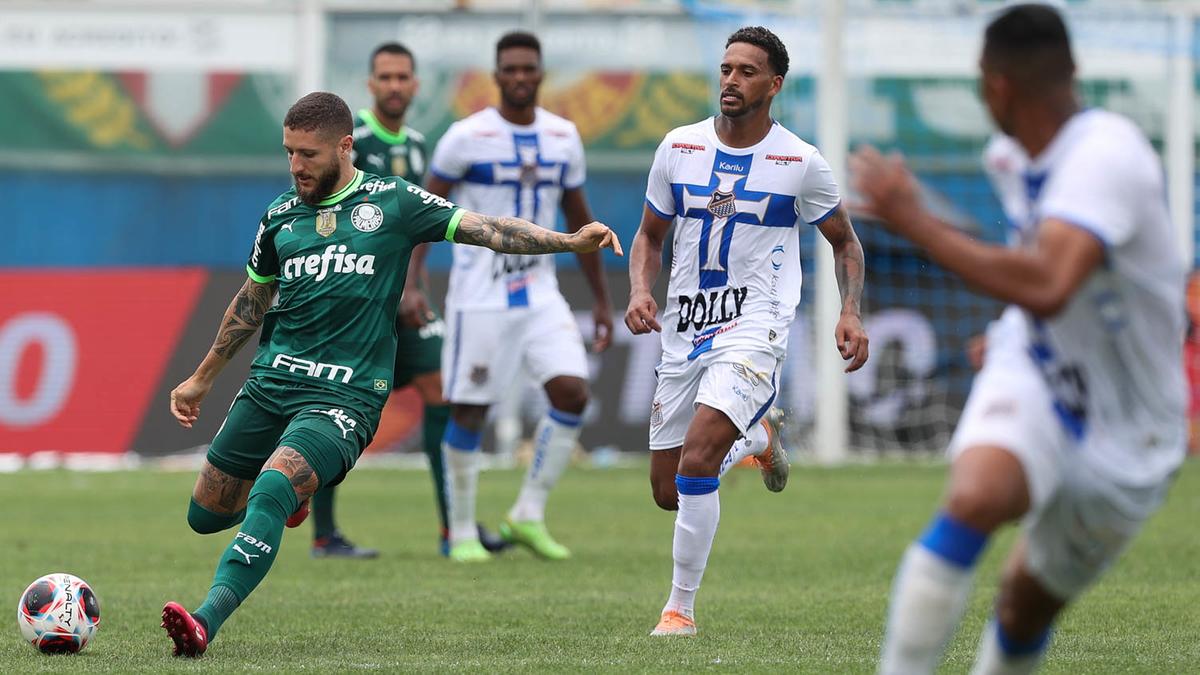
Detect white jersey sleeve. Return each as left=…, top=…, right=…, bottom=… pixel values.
left=429, top=121, right=469, bottom=181
left=796, top=151, right=840, bottom=224
left=644, top=136, right=675, bottom=219
left=564, top=126, right=587, bottom=190
left=1038, top=136, right=1148, bottom=248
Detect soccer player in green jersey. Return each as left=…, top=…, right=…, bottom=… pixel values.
left=307, top=42, right=504, bottom=558
left=160, top=91, right=621, bottom=657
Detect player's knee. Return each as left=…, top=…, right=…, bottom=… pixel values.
left=187, top=498, right=243, bottom=534
left=547, top=380, right=589, bottom=415
left=451, top=405, right=487, bottom=432
left=943, top=482, right=1009, bottom=534
left=651, top=482, right=678, bottom=511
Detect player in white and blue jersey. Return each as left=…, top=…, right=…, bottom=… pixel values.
left=625, top=26, right=869, bottom=637
left=852, top=5, right=1187, bottom=673
left=422, top=31, right=614, bottom=563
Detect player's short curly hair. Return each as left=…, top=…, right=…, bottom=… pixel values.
left=496, top=30, right=541, bottom=63
left=283, top=92, right=353, bottom=138
left=726, top=26, right=789, bottom=77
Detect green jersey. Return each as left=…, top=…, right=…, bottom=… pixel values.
left=245, top=169, right=464, bottom=412
left=351, top=109, right=426, bottom=185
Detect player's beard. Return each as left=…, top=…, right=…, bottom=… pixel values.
left=720, top=93, right=762, bottom=119
left=501, top=84, right=537, bottom=110
left=294, top=160, right=343, bottom=205
left=377, top=94, right=410, bottom=121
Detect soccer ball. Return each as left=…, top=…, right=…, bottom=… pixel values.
left=16, top=573, right=101, bottom=654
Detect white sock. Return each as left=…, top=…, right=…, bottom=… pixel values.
left=443, top=424, right=481, bottom=545
left=879, top=544, right=976, bottom=675
left=662, top=483, right=720, bottom=619
left=509, top=408, right=582, bottom=522
left=718, top=421, right=768, bottom=477
left=970, top=620, right=1048, bottom=675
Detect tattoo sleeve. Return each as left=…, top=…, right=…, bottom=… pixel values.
left=820, top=207, right=866, bottom=315
left=454, top=212, right=574, bottom=254
left=211, top=278, right=275, bottom=360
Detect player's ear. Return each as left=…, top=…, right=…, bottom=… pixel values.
left=339, top=134, right=353, bottom=157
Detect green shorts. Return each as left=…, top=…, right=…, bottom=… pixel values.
left=206, top=377, right=379, bottom=488
left=392, top=313, right=445, bottom=389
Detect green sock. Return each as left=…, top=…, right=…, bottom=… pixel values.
left=423, top=403, right=451, bottom=533
left=311, top=485, right=337, bottom=540
left=187, top=498, right=245, bottom=534
left=194, top=469, right=296, bottom=640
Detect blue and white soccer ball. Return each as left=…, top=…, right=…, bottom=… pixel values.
left=16, top=573, right=101, bottom=654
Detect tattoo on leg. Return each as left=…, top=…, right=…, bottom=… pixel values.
left=194, top=462, right=251, bottom=514
left=264, top=446, right=319, bottom=499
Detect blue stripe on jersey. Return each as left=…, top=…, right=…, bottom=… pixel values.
left=645, top=198, right=673, bottom=221
left=807, top=201, right=839, bottom=226
left=670, top=149, right=799, bottom=290
left=463, top=162, right=495, bottom=184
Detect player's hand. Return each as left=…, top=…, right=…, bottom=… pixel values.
left=592, top=301, right=614, bottom=353
left=625, top=291, right=661, bottom=334
left=966, top=333, right=987, bottom=372
left=848, top=145, right=924, bottom=235
left=170, top=376, right=213, bottom=429
left=570, top=222, right=624, bottom=257
left=835, top=312, right=869, bottom=373
left=399, top=288, right=434, bottom=328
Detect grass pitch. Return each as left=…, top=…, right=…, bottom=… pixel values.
left=1, top=460, right=1198, bottom=673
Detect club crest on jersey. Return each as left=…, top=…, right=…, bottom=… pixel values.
left=315, top=209, right=338, bottom=237
left=351, top=203, right=383, bottom=232
left=707, top=191, right=737, bottom=219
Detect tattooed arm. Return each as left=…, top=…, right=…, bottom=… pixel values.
left=815, top=205, right=870, bottom=372
left=453, top=211, right=623, bottom=256
left=169, top=277, right=276, bottom=427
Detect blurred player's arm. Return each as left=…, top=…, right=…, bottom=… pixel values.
left=397, top=173, right=461, bottom=328
left=625, top=204, right=672, bottom=335
left=454, top=211, right=622, bottom=256
left=816, top=205, right=869, bottom=371
left=850, top=146, right=1103, bottom=318
left=399, top=243, right=434, bottom=327
left=170, top=278, right=276, bottom=427
left=562, top=187, right=615, bottom=352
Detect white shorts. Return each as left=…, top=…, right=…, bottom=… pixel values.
left=442, top=296, right=589, bottom=405
left=949, top=344, right=1170, bottom=599
left=648, top=349, right=781, bottom=451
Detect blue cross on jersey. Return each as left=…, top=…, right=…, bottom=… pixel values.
left=463, top=132, right=565, bottom=222
left=670, top=150, right=797, bottom=289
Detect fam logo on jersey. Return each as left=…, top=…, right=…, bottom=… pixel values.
left=351, top=203, right=383, bottom=232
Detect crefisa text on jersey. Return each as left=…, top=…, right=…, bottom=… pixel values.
left=676, top=286, right=749, bottom=332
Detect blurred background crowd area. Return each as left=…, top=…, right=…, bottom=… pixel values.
left=2, top=0, right=1198, bottom=463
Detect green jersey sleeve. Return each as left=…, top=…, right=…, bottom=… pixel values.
left=246, top=214, right=279, bottom=282
left=393, top=183, right=466, bottom=245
